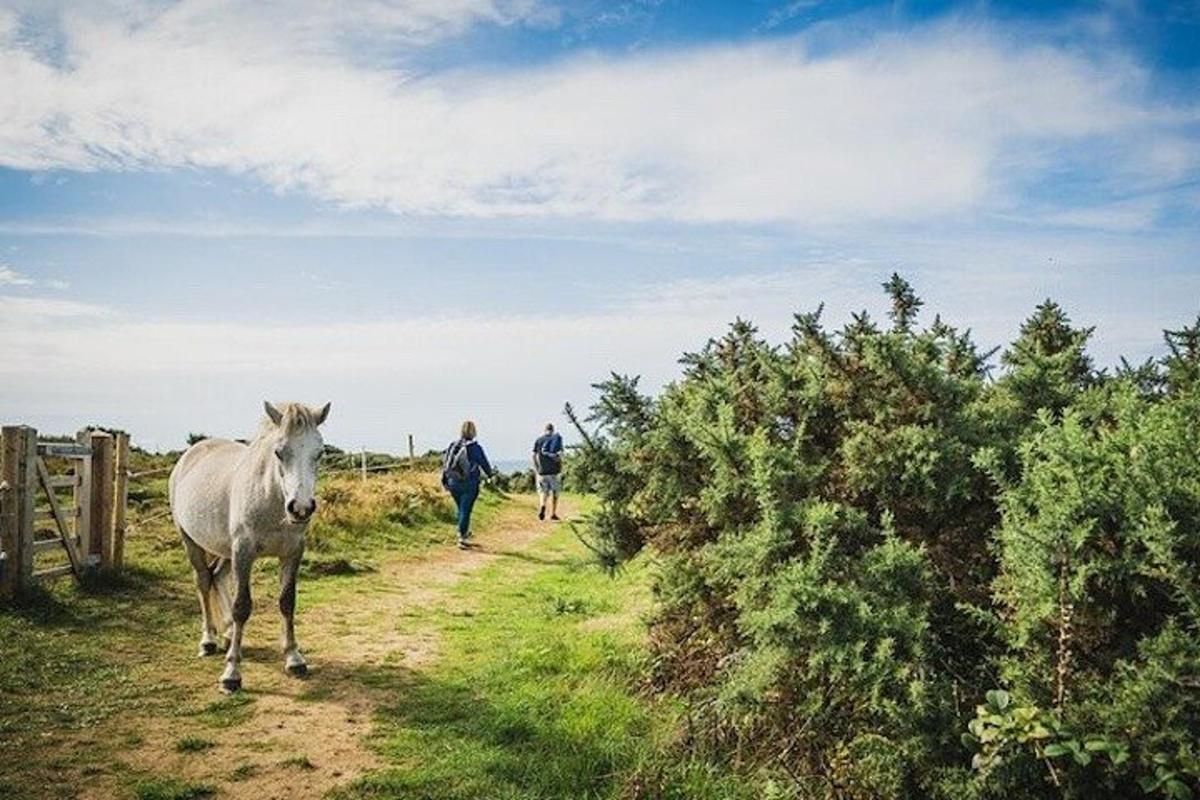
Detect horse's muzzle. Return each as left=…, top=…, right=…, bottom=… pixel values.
left=286, top=498, right=317, bottom=523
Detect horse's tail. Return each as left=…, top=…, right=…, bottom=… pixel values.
left=208, top=557, right=236, bottom=632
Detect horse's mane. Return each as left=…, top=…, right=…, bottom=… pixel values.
left=258, top=402, right=321, bottom=438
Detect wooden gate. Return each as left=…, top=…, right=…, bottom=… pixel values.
left=0, top=425, right=129, bottom=600
left=35, top=439, right=94, bottom=581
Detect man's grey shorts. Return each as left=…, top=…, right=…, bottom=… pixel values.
left=535, top=473, right=562, bottom=496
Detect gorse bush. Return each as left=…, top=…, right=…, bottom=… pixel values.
left=980, top=387, right=1200, bottom=799
left=568, top=275, right=1200, bottom=800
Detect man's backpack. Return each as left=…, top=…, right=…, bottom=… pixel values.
left=534, top=435, right=563, bottom=475
left=443, top=440, right=472, bottom=483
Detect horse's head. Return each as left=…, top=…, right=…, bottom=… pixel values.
left=263, top=400, right=331, bottom=525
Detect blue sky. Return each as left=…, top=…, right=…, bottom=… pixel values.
left=0, top=0, right=1198, bottom=457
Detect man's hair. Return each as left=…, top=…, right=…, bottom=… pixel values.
left=461, top=420, right=477, bottom=440
left=545, top=423, right=555, bottom=433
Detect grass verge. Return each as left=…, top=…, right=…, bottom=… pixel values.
left=335, top=515, right=753, bottom=800
left=0, top=468, right=500, bottom=798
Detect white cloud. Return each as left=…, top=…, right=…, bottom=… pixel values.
left=0, top=294, right=112, bottom=318
left=0, top=262, right=73, bottom=290
left=0, top=293, right=717, bottom=454
left=2, top=241, right=1195, bottom=456
left=0, top=4, right=1193, bottom=224
left=1, top=1, right=550, bottom=51
left=761, top=1, right=824, bottom=31
left=0, top=264, right=33, bottom=285
left=1032, top=199, right=1163, bottom=232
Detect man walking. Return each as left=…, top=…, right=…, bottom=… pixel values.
left=532, top=422, right=564, bottom=521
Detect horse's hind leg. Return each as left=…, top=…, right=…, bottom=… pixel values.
left=180, top=529, right=220, bottom=657
left=209, top=557, right=234, bottom=645
left=279, top=543, right=307, bottom=677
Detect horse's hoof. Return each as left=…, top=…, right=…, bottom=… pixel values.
left=286, top=662, right=308, bottom=678
left=221, top=676, right=242, bottom=693
left=200, top=641, right=219, bottom=657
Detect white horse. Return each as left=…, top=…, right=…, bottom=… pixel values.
left=169, top=401, right=330, bottom=692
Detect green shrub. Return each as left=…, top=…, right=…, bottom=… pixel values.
left=570, top=276, right=1200, bottom=799
left=978, top=384, right=1200, bottom=797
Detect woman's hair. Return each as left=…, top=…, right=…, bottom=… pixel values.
left=461, top=420, right=477, bottom=440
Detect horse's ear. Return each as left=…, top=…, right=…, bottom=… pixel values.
left=264, top=401, right=283, bottom=426
left=315, top=402, right=331, bottom=426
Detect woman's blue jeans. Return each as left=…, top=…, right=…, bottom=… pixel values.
left=448, top=479, right=480, bottom=538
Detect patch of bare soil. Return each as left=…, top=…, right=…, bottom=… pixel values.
left=73, top=494, right=568, bottom=800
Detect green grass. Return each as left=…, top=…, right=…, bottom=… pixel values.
left=188, top=691, right=257, bottom=729
left=0, top=468, right=494, bottom=797
left=0, top=479, right=753, bottom=799
left=304, top=471, right=475, bottom=567
left=334, top=518, right=754, bottom=800
left=230, top=762, right=259, bottom=781
left=0, top=553, right=195, bottom=770
left=174, top=735, right=216, bottom=753
left=132, top=776, right=216, bottom=800
left=280, top=755, right=317, bottom=770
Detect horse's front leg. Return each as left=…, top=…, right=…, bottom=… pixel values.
left=220, top=535, right=255, bottom=693
left=279, top=541, right=307, bottom=677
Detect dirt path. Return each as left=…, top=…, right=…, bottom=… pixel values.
left=78, top=493, right=558, bottom=800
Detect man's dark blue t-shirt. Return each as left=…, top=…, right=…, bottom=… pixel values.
left=533, top=432, right=563, bottom=475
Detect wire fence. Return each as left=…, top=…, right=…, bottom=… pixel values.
left=121, top=456, right=432, bottom=537
left=126, top=507, right=174, bottom=532
left=129, top=466, right=173, bottom=479
left=130, top=458, right=423, bottom=481
left=130, top=460, right=419, bottom=480
left=324, top=460, right=418, bottom=475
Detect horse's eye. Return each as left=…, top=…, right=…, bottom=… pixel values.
left=275, top=448, right=286, bottom=460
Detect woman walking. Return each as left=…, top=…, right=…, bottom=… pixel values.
left=441, top=420, right=495, bottom=549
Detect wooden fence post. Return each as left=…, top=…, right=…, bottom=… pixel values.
left=1, top=426, right=30, bottom=599
left=408, top=434, right=415, bottom=462
left=0, top=461, right=12, bottom=599
left=361, top=449, right=367, bottom=482
left=17, top=428, right=35, bottom=592
left=112, top=432, right=130, bottom=571
left=88, top=432, right=115, bottom=570
left=1, top=426, right=37, bottom=597
left=74, top=431, right=92, bottom=565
